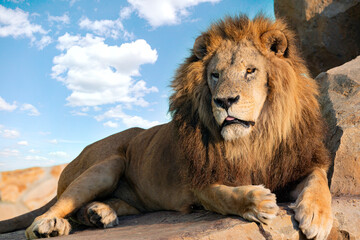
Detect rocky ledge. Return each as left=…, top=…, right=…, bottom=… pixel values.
left=0, top=197, right=359, bottom=240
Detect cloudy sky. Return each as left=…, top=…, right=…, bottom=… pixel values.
left=0, top=0, right=274, bottom=171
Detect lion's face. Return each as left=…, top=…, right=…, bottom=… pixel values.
left=206, top=40, right=268, bottom=141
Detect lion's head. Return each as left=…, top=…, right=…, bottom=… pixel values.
left=202, top=38, right=269, bottom=140
left=170, top=15, right=327, bottom=191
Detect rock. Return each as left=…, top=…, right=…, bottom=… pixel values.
left=22, top=177, right=58, bottom=210
left=0, top=165, right=66, bottom=221
left=0, top=202, right=28, bottom=221
left=332, top=197, right=360, bottom=239
left=0, top=167, right=44, bottom=203
left=0, top=197, right=358, bottom=240
left=274, top=0, right=360, bottom=76
left=317, top=55, right=360, bottom=196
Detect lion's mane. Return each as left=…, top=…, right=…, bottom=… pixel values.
left=169, top=15, right=330, bottom=200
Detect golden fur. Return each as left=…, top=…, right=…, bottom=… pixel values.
left=0, top=15, right=333, bottom=240
left=171, top=16, right=329, bottom=195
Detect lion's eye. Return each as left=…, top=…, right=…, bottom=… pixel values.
left=246, top=68, right=256, bottom=74
left=211, top=72, right=219, bottom=81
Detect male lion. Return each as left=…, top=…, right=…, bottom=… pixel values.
left=0, top=16, right=333, bottom=240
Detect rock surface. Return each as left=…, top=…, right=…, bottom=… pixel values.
left=0, top=165, right=66, bottom=220
left=0, top=197, right=358, bottom=240
left=317, top=55, right=360, bottom=196
left=274, top=0, right=360, bottom=76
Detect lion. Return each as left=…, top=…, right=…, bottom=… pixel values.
left=0, top=15, right=333, bottom=240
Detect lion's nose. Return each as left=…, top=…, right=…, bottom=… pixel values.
left=214, top=95, right=240, bottom=110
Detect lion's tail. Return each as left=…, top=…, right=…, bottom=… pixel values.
left=0, top=197, right=56, bottom=234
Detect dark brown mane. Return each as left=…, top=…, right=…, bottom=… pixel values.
left=169, top=15, right=330, bottom=199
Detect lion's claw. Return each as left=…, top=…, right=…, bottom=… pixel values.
left=241, top=185, right=279, bottom=224
left=290, top=197, right=333, bottom=240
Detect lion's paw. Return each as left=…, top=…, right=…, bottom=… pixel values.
left=241, top=185, right=279, bottom=224
left=25, top=216, right=71, bottom=239
left=86, top=202, right=119, bottom=228
left=290, top=194, right=333, bottom=240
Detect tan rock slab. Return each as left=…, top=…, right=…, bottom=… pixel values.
left=1, top=197, right=359, bottom=240
left=317, top=56, right=360, bottom=196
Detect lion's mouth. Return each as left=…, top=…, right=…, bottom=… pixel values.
left=222, top=116, right=255, bottom=128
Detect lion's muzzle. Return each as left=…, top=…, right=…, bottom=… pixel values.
left=222, top=116, right=255, bottom=129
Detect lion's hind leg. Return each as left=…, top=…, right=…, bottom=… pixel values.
left=75, top=199, right=139, bottom=228
left=25, top=156, right=125, bottom=239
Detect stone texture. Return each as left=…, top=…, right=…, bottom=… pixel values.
left=22, top=177, right=58, bottom=210
left=0, top=167, right=44, bottom=203
left=274, top=0, right=360, bottom=76
left=332, top=197, right=360, bottom=239
left=317, top=56, right=360, bottom=196
left=0, top=165, right=66, bottom=221
left=0, top=197, right=358, bottom=240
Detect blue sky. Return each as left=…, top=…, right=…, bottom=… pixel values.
left=0, top=0, right=274, bottom=171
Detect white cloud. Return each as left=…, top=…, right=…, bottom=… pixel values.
left=49, top=151, right=68, bottom=158
left=71, top=110, right=88, bottom=116
left=18, top=140, right=29, bottom=146
left=6, top=0, right=25, bottom=3
left=39, top=131, right=51, bottom=136
left=0, top=5, right=50, bottom=49
left=127, top=0, right=221, bottom=27
left=29, top=149, right=39, bottom=153
left=52, top=33, right=158, bottom=107
left=0, top=148, right=20, bottom=157
left=0, top=96, right=17, bottom=111
left=95, top=105, right=160, bottom=129
left=36, top=35, right=52, bottom=49
left=120, top=6, right=133, bottom=20
left=49, top=138, right=82, bottom=144
left=69, top=0, right=79, bottom=6
left=0, top=128, right=20, bottom=138
left=93, top=106, right=102, bottom=111
left=49, top=139, right=58, bottom=144
left=48, top=12, right=70, bottom=25
left=0, top=98, right=40, bottom=115
left=103, top=121, right=118, bottom=128
left=25, top=155, right=49, bottom=161
left=79, top=17, right=133, bottom=39
left=20, top=103, right=40, bottom=116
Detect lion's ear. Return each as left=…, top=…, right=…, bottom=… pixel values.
left=193, top=35, right=208, bottom=60
left=261, top=30, right=288, bottom=57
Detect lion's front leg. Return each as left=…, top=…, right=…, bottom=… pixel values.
left=194, top=184, right=279, bottom=224
left=290, top=167, right=333, bottom=240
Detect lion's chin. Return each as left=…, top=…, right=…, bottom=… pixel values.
left=221, top=124, right=252, bottom=141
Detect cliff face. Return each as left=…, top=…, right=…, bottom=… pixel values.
left=274, top=0, right=360, bottom=77
left=317, top=56, right=360, bottom=196
left=0, top=165, right=66, bottom=221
